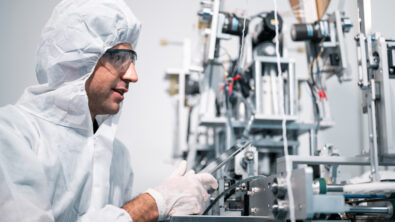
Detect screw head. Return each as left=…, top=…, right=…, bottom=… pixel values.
left=251, top=187, right=260, bottom=193
left=271, top=183, right=278, bottom=194
left=272, top=204, right=279, bottom=215
left=245, top=151, right=254, bottom=160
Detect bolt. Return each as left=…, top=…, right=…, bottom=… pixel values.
left=277, top=185, right=287, bottom=199
left=245, top=151, right=254, bottom=160
left=272, top=202, right=288, bottom=219
left=240, top=183, right=247, bottom=191
left=251, top=187, right=260, bottom=193
left=272, top=204, right=279, bottom=215
left=271, top=183, right=278, bottom=194
left=251, top=208, right=257, bottom=214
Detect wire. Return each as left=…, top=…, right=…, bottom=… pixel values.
left=232, top=91, right=255, bottom=117
left=231, top=0, right=249, bottom=77
left=224, top=86, right=235, bottom=144
left=346, top=197, right=394, bottom=204
left=306, top=81, right=321, bottom=152
left=307, top=82, right=320, bottom=116
left=307, top=49, right=324, bottom=82
left=220, top=46, right=232, bottom=78
left=186, top=106, right=193, bottom=143
left=202, top=175, right=266, bottom=215
left=307, top=46, right=325, bottom=153
left=273, top=0, right=295, bottom=221
left=237, top=0, right=248, bottom=72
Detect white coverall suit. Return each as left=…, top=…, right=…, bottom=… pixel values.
left=0, top=0, right=141, bottom=221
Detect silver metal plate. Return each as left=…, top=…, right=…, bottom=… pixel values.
left=169, top=215, right=280, bottom=222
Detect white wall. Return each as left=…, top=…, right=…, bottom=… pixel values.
left=0, top=0, right=58, bottom=105
left=1, top=0, right=394, bottom=196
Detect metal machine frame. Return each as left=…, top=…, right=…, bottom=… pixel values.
left=164, top=0, right=395, bottom=221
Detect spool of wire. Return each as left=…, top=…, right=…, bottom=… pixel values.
left=252, top=11, right=283, bottom=47
left=221, top=12, right=249, bottom=37
left=291, top=20, right=329, bottom=42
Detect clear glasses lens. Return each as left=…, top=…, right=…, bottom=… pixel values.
left=102, top=49, right=137, bottom=73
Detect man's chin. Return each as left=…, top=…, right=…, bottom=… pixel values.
left=103, top=104, right=120, bottom=115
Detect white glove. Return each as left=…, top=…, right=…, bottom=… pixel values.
left=146, top=160, right=218, bottom=219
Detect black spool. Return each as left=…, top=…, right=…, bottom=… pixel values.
left=222, top=12, right=249, bottom=37
left=291, top=20, right=329, bottom=42
left=252, top=11, right=283, bottom=47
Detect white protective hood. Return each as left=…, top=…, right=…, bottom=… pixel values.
left=18, top=0, right=141, bottom=131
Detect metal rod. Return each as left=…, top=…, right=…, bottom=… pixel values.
left=348, top=206, right=389, bottom=214
left=242, top=114, right=255, bottom=139
left=289, top=60, right=296, bottom=115
left=357, top=0, right=372, bottom=35
left=199, top=141, right=251, bottom=174
left=207, top=0, right=221, bottom=60
left=358, top=34, right=369, bottom=87
left=368, top=79, right=380, bottom=182
left=276, top=156, right=395, bottom=175
left=255, top=60, right=262, bottom=114
left=309, top=128, right=317, bottom=155
left=327, top=184, right=344, bottom=193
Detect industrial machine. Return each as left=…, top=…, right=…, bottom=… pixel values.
left=164, top=0, right=395, bottom=221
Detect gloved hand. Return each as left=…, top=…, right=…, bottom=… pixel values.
left=146, top=160, right=218, bottom=219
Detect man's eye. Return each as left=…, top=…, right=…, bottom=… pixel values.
left=113, top=55, right=122, bottom=61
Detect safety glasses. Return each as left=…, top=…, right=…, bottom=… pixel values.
left=101, top=49, right=137, bottom=73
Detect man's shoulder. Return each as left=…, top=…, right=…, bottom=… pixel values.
left=0, top=104, right=32, bottom=126
left=112, top=137, right=132, bottom=163
left=0, top=104, right=39, bottom=148
left=113, top=137, right=127, bottom=149
left=113, top=137, right=131, bottom=157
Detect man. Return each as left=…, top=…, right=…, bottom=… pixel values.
left=0, top=0, right=217, bottom=221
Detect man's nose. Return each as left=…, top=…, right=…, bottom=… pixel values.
left=122, top=62, right=138, bottom=83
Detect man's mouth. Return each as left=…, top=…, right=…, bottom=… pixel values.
left=112, top=87, right=128, bottom=97
left=113, top=89, right=124, bottom=96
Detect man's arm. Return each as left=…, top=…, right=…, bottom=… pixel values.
left=0, top=120, right=55, bottom=221
left=122, top=161, right=218, bottom=221
left=122, top=193, right=158, bottom=222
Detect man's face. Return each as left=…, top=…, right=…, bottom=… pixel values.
left=85, top=43, right=138, bottom=118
